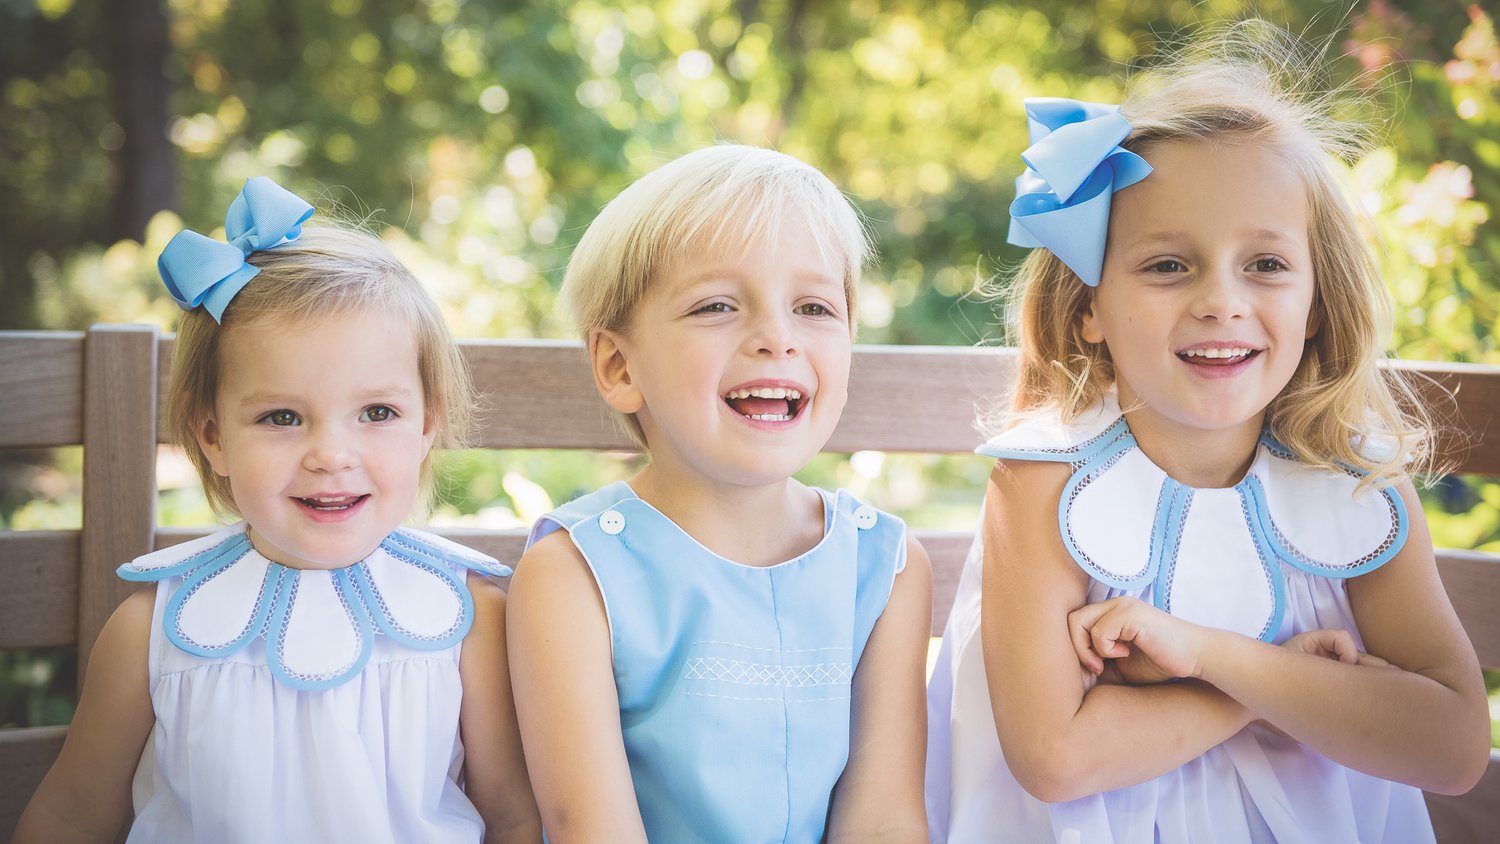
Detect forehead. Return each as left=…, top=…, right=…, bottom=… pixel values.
left=1109, top=139, right=1310, bottom=243
left=216, top=307, right=422, bottom=385
left=652, top=208, right=848, bottom=293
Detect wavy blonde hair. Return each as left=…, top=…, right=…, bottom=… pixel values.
left=1003, top=21, right=1433, bottom=486
left=561, top=144, right=871, bottom=448
left=168, top=224, right=476, bottom=518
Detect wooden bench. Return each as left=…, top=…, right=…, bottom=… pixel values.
left=2, top=324, right=1498, bottom=839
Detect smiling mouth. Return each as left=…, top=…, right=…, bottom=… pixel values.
left=295, top=495, right=369, bottom=512
left=1177, top=347, right=1259, bottom=366
left=723, top=386, right=806, bottom=422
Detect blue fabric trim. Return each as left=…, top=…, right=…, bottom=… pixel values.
left=1238, top=478, right=1289, bottom=641
left=119, top=532, right=252, bottom=582
left=390, top=528, right=512, bottom=577
left=350, top=540, right=473, bottom=650
left=1058, top=434, right=1159, bottom=588
left=163, top=542, right=274, bottom=658
left=1150, top=481, right=1192, bottom=612
left=1244, top=471, right=1407, bottom=579
left=266, top=569, right=374, bottom=691
left=978, top=417, right=1130, bottom=465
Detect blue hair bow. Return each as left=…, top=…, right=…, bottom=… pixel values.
left=1006, top=98, right=1152, bottom=286
left=158, top=177, right=315, bottom=322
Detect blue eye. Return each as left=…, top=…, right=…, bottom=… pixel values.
left=360, top=405, right=396, bottom=423
left=262, top=410, right=300, bottom=427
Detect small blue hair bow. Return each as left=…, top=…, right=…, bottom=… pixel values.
left=1006, top=98, right=1152, bottom=286
left=158, top=177, right=315, bottom=322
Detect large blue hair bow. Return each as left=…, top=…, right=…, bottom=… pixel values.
left=158, top=177, right=315, bottom=322
left=1006, top=98, right=1152, bottom=286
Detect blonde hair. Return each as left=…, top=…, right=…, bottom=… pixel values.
left=1005, top=21, right=1432, bottom=486
left=168, top=225, right=476, bottom=517
left=561, top=144, right=871, bottom=447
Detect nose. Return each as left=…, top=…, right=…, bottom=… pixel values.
left=750, top=309, right=799, bottom=358
left=302, top=423, right=356, bottom=473
left=1188, top=263, right=1249, bottom=322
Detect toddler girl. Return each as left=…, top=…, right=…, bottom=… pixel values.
left=16, top=178, right=540, bottom=843
left=926, top=26, right=1489, bottom=844
left=507, top=145, right=933, bottom=842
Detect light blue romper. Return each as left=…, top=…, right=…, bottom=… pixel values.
left=528, top=482, right=907, bottom=843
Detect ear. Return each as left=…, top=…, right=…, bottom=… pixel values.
left=589, top=329, right=644, bottom=414
left=1079, top=295, right=1106, bottom=345
left=419, top=407, right=438, bottom=460
left=1304, top=300, right=1323, bottom=340
left=195, top=415, right=231, bottom=477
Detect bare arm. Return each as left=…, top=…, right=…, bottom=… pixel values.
left=980, top=461, right=1253, bottom=803
left=1193, top=480, right=1489, bottom=794
left=13, top=589, right=157, bottom=843
left=459, top=572, right=543, bottom=844
left=506, top=532, right=647, bottom=843
left=827, top=535, right=932, bottom=843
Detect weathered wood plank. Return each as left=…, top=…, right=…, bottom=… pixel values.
left=0, top=332, right=84, bottom=448
left=0, top=726, right=68, bottom=838
left=1427, top=750, right=1500, bottom=844
left=1436, top=550, right=1500, bottom=669
left=0, top=530, right=78, bottom=648
left=78, top=326, right=159, bottom=686
left=150, top=338, right=1500, bottom=473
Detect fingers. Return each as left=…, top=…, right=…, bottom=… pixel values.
left=1067, top=603, right=1108, bottom=674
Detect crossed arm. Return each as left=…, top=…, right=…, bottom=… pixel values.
left=981, top=461, right=1489, bottom=804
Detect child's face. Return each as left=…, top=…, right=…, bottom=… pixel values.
left=1084, top=139, right=1319, bottom=441
left=605, top=210, right=853, bottom=489
left=196, top=308, right=435, bottom=569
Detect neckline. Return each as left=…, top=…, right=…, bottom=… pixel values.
left=617, top=481, right=838, bottom=570
left=1114, top=413, right=1272, bottom=493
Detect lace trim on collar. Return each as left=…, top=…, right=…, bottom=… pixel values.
left=118, top=524, right=511, bottom=690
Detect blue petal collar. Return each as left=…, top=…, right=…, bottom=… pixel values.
left=977, top=397, right=1407, bottom=641
left=119, top=524, right=511, bottom=690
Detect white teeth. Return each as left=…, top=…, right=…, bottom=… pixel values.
left=1181, top=347, right=1254, bottom=359
left=724, top=386, right=802, bottom=400
left=748, top=413, right=792, bottom=421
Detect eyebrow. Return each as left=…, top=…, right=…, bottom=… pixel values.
left=1130, top=228, right=1301, bottom=245
left=234, top=386, right=420, bottom=406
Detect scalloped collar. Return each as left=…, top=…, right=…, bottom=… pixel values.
left=977, top=395, right=1407, bottom=641
left=119, top=523, right=512, bottom=690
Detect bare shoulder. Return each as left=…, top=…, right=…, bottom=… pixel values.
left=465, top=570, right=507, bottom=617
left=99, top=586, right=155, bottom=653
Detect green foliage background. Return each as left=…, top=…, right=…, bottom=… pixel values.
left=1, top=0, right=1496, bottom=731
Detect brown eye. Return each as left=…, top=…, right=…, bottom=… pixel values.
left=360, top=405, right=395, bottom=423
left=264, top=410, right=300, bottom=427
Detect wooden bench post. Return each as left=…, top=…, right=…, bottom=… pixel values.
left=77, top=324, right=160, bottom=683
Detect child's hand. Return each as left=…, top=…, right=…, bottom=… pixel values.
left=1281, top=628, right=1392, bottom=668
left=1068, top=596, right=1203, bottom=684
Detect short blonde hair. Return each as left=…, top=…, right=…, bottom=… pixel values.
left=1006, top=21, right=1432, bottom=485
left=168, top=225, right=476, bottom=517
left=561, top=144, right=871, bottom=446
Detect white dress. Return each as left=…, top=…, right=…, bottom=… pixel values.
left=117, top=522, right=512, bottom=844
left=926, top=396, right=1435, bottom=843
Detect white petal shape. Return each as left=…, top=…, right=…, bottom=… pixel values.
left=1166, top=489, right=1279, bottom=640
left=272, top=572, right=367, bottom=686
left=173, top=552, right=271, bottom=652
left=1257, top=450, right=1402, bottom=575
left=363, top=549, right=467, bottom=642
left=1067, top=446, right=1160, bottom=586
